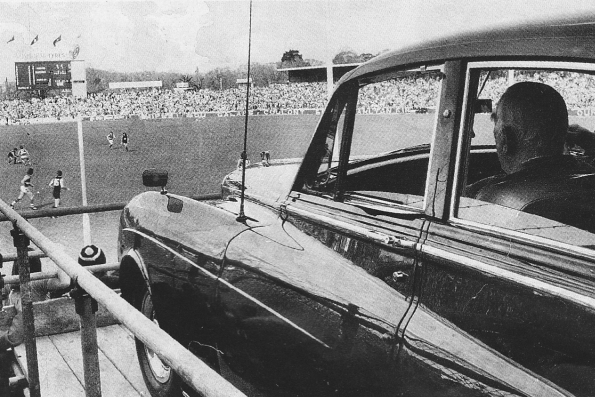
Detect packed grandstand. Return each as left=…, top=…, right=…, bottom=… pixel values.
left=2, top=71, right=595, bottom=124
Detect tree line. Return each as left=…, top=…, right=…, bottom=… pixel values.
left=0, top=48, right=380, bottom=98
left=85, top=48, right=379, bottom=93
left=85, top=62, right=289, bottom=93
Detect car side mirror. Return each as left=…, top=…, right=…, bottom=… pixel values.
left=474, top=99, right=492, bottom=114
left=142, top=169, right=168, bottom=194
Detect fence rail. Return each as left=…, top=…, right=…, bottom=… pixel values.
left=0, top=196, right=245, bottom=397
left=0, top=193, right=221, bottom=222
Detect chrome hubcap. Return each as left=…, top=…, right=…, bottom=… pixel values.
left=145, top=316, right=171, bottom=382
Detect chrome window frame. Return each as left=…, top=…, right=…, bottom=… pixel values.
left=316, top=64, right=446, bottom=213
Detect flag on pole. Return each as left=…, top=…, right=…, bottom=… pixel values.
left=53, top=35, right=61, bottom=46
left=30, top=35, right=38, bottom=45
left=6, top=36, right=14, bottom=44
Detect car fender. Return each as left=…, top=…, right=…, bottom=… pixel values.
left=119, top=246, right=151, bottom=296
left=118, top=191, right=261, bottom=303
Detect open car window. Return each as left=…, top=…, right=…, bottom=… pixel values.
left=299, top=66, right=444, bottom=211
left=454, top=62, right=595, bottom=250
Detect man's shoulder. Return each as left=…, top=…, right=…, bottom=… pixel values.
left=465, top=174, right=505, bottom=198
left=474, top=155, right=595, bottom=210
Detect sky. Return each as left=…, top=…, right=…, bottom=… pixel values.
left=1, top=0, right=595, bottom=81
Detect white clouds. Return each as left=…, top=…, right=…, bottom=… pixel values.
left=0, top=0, right=593, bottom=81
left=146, top=1, right=208, bottom=66
left=0, top=21, right=27, bottom=36
left=195, top=1, right=252, bottom=68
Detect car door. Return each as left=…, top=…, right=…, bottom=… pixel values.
left=216, top=67, right=445, bottom=396
left=418, top=61, right=595, bottom=397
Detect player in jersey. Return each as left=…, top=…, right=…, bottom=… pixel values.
left=121, top=132, right=129, bottom=151
left=260, top=150, right=271, bottom=166
left=17, top=145, right=31, bottom=166
left=10, top=168, right=37, bottom=210
left=107, top=131, right=115, bottom=148
left=7, top=148, right=17, bottom=165
left=48, top=170, right=69, bottom=209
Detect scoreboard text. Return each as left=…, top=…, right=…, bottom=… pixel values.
left=15, top=61, right=72, bottom=91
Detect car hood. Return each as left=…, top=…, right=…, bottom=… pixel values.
left=222, top=160, right=302, bottom=205
left=122, top=191, right=255, bottom=259
left=121, top=190, right=300, bottom=259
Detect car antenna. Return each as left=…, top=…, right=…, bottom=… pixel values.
left=236, top=0, right=253, bottom=223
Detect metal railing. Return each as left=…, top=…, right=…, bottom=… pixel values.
left=0, top=193, right=221, bottom=222
left=0, top=198, right=245, bottom=397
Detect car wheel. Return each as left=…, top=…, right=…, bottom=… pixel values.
left=135, top=288, right=181, bottom=397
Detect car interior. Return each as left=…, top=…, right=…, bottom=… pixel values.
left=313, top=147, right=501, bottom=199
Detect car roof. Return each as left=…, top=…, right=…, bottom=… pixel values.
left=339, top=14, right=595, bottom=84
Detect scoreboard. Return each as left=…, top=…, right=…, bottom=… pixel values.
left=15, top=61, right=72, bottom=91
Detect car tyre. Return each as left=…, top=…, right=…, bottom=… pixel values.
left=135, top=288, right=181, bottom=397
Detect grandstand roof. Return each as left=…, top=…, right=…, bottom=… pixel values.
left=277, top=63, right=362, bottom=83
left=339, top=13, right=595, bottom=85
left=277, top=63, right=361, bottom=72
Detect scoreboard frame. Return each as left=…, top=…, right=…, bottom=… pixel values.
left=15, top=61, right=72, bottom=91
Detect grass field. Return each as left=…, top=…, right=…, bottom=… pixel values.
left=1, top=112, right=593, bottom=263
left=0, top=115, right=322, bottom=262
left=0, top=115, right=320, bottom=203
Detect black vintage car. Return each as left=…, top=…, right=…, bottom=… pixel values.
left=119, top=15, right=595, bottom=397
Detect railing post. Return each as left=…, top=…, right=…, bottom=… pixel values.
left=10, top=223, right=40, bottom=397
left=72, top=282, right=102, bottom=397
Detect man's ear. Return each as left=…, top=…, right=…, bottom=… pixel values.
left=501, top=126, right=516, bottom=154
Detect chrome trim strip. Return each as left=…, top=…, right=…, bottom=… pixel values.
left=422, top=65, right=446, bottom=213
left=447, top=216, right=595, bottom=261
left=450, top=63, right=473, bottom=220
left=421, top=243, right=595, bottom=311
left=468, top=60, right=595, bottom=71
left=123, top=228, right=219, bottom=280
left=287, top=205, right=420, bottom=250
left=122, top=227, right=331, bottom=348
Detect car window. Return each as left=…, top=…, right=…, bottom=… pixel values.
left=455, top=63, right=595, bottom=249
left=300, top=67, right=444, bottom=210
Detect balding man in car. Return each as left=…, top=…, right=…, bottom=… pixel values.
left=466, top=81, right=595, bottom=231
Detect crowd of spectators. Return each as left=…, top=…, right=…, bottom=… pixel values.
left=1, top=71, right=595, bottom=123
left=478, top=71, right=595, bottom=108
left=0, top=82, right=330, bottom=122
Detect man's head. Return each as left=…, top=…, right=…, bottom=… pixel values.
left=492, top=82, right=568, bottom=174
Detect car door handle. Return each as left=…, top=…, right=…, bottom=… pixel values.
left=392, top=271, right=409, bottom=282
left=368, top=231, right=417, bottom=250
left=385, top=235, right=417, bottom=249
